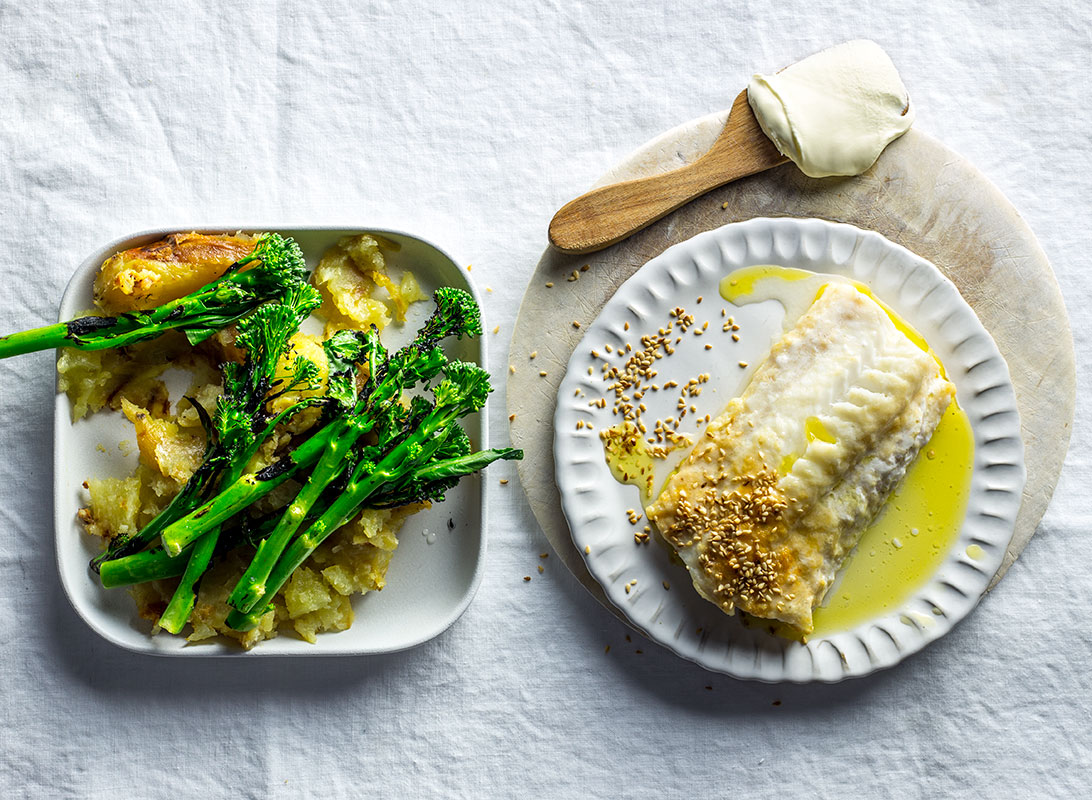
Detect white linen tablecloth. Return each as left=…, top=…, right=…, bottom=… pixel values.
left=1, top=1, right=1088, bottom=797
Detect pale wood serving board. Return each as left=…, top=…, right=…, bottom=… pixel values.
left=508, top=119, right=1075, bottom=618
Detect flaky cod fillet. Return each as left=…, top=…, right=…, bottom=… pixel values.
left=646, top=283, right=954, bottom=635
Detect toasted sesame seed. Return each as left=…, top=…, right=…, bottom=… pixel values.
left=493, top=325, right=500, bottom=334
left=545, top=282, right=554, bottom=288
left=508, top=414, right=515, bottom=421
left=581, top=264, right=590, bottom=272
left=732, top=334, right=740, bottom=342
left=540, top=553, right=548, bottom=559
left=705, top=344, right=713, bottom=350
left=539, top=370, right=548, bottom=377
left=624, top=321, right=629, bottom=331
left=509, top=365, right=515, bottom=374
left=499, top=478, right=509, bottom=485
left=604, top=644, right=611, bottom=654
left=537, top=565, right=544, bottom=574
left=721, top=201, right=729, bottom=209
left=530, top=351, right=537, bottom=359
left=523, top=576, right=531, bottom=582
left=572, top=321, right=581, bottom=328
left=584, top=545, right=590, bottom=554
left=739, top=361, right=748, bottom=368
left=663, top=581, right=670, bottom=590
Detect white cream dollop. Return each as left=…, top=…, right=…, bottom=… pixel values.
left=746, top=40, right=914, bottom=179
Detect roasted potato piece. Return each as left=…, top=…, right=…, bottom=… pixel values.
left=95, top=232, right=256, bottom=313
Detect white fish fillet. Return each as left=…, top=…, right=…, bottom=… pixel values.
left=645, top=282, right=954, bottom=634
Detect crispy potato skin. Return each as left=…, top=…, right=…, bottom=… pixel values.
left=94, top=232, right=256, bottom=313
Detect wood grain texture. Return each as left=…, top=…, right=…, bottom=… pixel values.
left=508, top=126, right=1075, bottom=618
left=548, top=91, right=787, bottom=254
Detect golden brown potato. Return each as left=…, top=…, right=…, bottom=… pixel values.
left=94, top=232, right=256, bottom=313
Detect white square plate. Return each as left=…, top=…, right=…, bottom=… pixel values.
left=54, top=227, right=488, bottom=656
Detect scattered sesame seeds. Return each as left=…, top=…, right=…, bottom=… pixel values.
left=576, top=420, right=585, bottom=430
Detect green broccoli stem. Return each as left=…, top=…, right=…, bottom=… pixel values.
left=224, top=446, right=520, bottom=632
left=157, top=528, right=220, bottom=634
left=0, top=324, right=71, bottom=358
left=159, top=424, right=337, bottom=556
left=226, top=352, right=424, bottom=613
left=224, top=402, right=474, bottom=630
left=98, top=545, right=191, bottom=588
left=226, top=417, right=361, bottom=613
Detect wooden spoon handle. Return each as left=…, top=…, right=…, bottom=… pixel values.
left=548, top=91, right=788, bottom=255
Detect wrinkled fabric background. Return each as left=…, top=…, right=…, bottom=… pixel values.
left=0, top=1, right=1089, bottom=797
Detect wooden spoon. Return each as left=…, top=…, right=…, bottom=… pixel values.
left=548, top=90, right=788, bottom=254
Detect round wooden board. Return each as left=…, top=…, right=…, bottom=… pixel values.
left=507, top=120, right=1075, bottom=619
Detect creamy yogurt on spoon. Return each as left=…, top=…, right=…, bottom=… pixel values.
left=747, top=40, right=914, bottom=178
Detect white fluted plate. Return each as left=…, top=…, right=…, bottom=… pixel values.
left=553, top=217, right=1025, bottom=682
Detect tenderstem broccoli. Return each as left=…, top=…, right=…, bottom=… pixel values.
left=0, top=233, right=310, bottom=358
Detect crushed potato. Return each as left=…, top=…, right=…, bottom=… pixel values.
left=72, top=232, right=428, bottom=647
left=311, top=233, right=426, bottom=336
